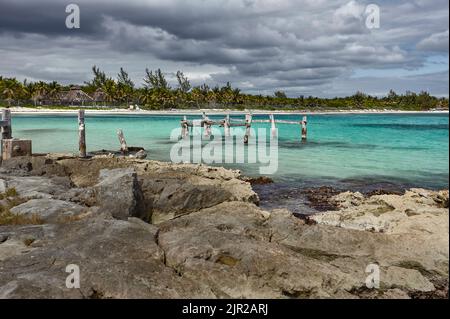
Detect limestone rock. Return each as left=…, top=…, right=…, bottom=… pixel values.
left=0, top=155, right=447, bottom=299
left=0, top=217, right=211, bottom=299
left=0, top=179, right=6, bottom=194
left=10, top=199, right=87, bottom=223
left=5, top=176, right=72, bottom=200
left=311, top=189, right=449, bottom=235
left=0, top=238, right=33, bottom=262
left=93, top=168, right=145, bottom=221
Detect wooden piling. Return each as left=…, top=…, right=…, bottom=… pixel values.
left=78, top=110, right=86, bottom=158
left=244, top=113, right=252, bottom=144
left=181, top=116, right=189, bottom=138
left=270, top=114, right=277, bottom=137
left=224, top=114, right=231, bottom=137
left=117, top=129, right=129, bottom=153
left=301, top=116, right=307, bottom=141
left=201, top=112, right=211, bottom=137
left=1, top=109, right=12, bottom=140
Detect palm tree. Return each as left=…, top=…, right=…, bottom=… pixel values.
left=1, top=78, right=21, bottom=107
left=143, top=68, right=170, bottom=90
left=101, top=79, right=117, bottom=106
left=22, top=81, right=40, bottom=106
left=139, top=88, right=153, bottom=107
left=117, top=68, right=134, bottom=106
left=46, top=81, right=62, bottom=104
left=232, top=88, right=242, bottom=105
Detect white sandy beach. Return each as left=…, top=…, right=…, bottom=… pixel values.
left=8, top=106, right=450, bottom=116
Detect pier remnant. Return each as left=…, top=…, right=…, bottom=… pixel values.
left=78, top=110, right=87, bottom=158
left=270, top=114, right=277, bottom=138
left=301, top=116, right=307, bottom=141
left=117, top=129, right=129, bottom=154
left=224, top=114, right=231, bottom=137
left=1, top=139, right=32, bottom=160
left=244, top=113, right=252, bottom=144
left=1, top=109, right=32, bottom=161
left=178, top=112, right=308, bottom=145
left=203, top=112, right=212, bottom=137
left=181, top=115, right=189, bottom=138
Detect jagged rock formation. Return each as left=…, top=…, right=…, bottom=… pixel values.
left=0, top=155, right=448, bottom=299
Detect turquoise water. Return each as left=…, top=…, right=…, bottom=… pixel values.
left=11, top=113, right=449, bottom=190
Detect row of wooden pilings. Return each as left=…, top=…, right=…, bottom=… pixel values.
left=181, top=113, right=308, bottom=144
left=77, top=110, right=132, bottom=158
left=79, top=111, right=308, bottom=159
left=0, top=109, right=129, bottom=160
left=1, top=109, right=307, bottom=160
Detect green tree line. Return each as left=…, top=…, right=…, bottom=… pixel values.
left=0, top=67, right=448, bottom=111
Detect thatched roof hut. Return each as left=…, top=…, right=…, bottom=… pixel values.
left=92, top=88, right=106, bottom=103
left=31, top=92, right=47, bottom=105
left=59, top=86, right=93, bottom=105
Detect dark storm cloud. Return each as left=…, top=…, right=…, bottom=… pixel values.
left=0, top=0, right=448, bottom=97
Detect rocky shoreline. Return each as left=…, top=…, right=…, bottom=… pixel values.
left=0, top=154, right=448, bottom=299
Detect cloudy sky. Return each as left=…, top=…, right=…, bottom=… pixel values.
left=0, top=0, right=448, bottom=97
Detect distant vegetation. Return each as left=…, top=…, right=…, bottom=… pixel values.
left=0, top=66, right=448, bottom=111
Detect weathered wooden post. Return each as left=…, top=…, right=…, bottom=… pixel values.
left=270, top=114, right=277, bottom=138
left=1, top=109, right=12, bottom=140
left=224, top=114, right=231, bottom=137
left=181, top=115, right=190, bottom=139
left=244, top=113, right=252, bottom=144
left=203, top=112, right=212, bottom=137
left=78, top=110, right=87, bottom=158
left=1, top=109, right=32, bottom=161
left=301, top=116, right=307, bottom=141
left=117, top=129, right=129, bottom=153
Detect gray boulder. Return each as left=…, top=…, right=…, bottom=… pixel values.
left=94, top=168, right=145, bottom=221
left=5, top=176, right=72, bottom=200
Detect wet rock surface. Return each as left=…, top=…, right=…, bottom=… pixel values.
left=0, top=155, right=448, bottom=299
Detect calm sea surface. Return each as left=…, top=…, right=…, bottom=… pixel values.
left=12, top=113, right=449, bottom=192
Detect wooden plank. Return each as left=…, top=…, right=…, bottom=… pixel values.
left=78, top=110, right=86, bottom=158
left=245, top=120, right=299, bottom=125
left=273, top=120, right=300, bottom=125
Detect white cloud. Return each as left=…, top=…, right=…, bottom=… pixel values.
left=0, top=0, right=448, bottom=96
left=417, top=30, right=449, bottom=52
